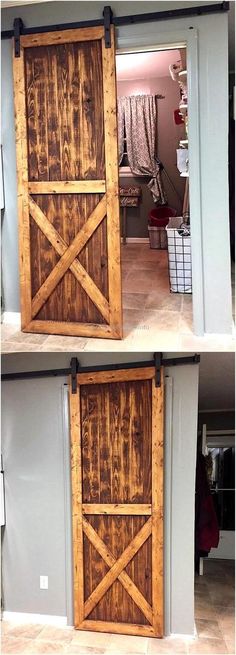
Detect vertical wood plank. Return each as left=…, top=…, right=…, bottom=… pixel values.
left=102, top=27, right=123, bottom=338
left=152, top=371, right=164, bottom=637
left=69, top=382, right=84, bottom=627
left=12, top=43, right=32, bottom=328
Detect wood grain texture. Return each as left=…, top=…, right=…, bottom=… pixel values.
left=82, top=504, right=152, bottom=515
left=28, top=196, right=110, bottom=322
left=21, top=26, right=104, bottom=48
left=84, top=517, right=152, bottom=619
left=30, top=196, right=109, bottom=319
left=12, top=43, right=32, bottom=328
left=28, top=181, right=106, bottom=193
left=152, top=373, right=164, bottom=638
left=14, top=29, right=122, bottom=338
left=102, top=28, right=122, bottom=338
left=30, top=194, right=108, bottom=325
left=70, top=368, right=164, bottom=635
left=82, top=516, right=153, bottom=624
left=23, top=320, right=115, bottom=338
left=69, top=367, right=163, bottom=637
left=79, top=621, right=155, bottom=637
left=69, top=383, right=84, bottom=627
left=77, top=368, right=155, bottom=386
left=30, top=195, right=107, bottom=319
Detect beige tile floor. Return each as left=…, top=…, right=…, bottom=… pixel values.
left=1, top=246, right=235, bottom=352
left=1, top=559, right=235, bottom=654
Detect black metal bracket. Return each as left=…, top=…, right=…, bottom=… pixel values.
left=103, top=6, right=113, bottom=48
left=154, top=352, right=200, bottom=386
left=70, top=357, right=79, bottom=394
left=154, top=352, right=162, bottom=388
left=13, top=17, right=24, bottom=57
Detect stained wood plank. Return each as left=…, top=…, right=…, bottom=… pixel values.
left=82, top=504, right=152, bottom=515
left=21, top=26, right=104, bottom=48
left=152, top=373, right=164, bottom=637
left=23, top=320, right=115, bottom=338
left=69, top=384, right=84, bottom=627
left=29, top=197, right=110, bottom=322
left=79, top=621, right=155, bottom=637
left=28, top=181, right=106, bottom=193
left=31, top=195, right=107, bottom=317
left=12, top=44, right=32, bottom=328
left=102, top=28, right=122, bottom=338
left=84, top=517, right=152, bottom=618
left=82, top=517, right=153, bottom=624
left=31, top=194, right=108, bottom=325
left=78, top=368, right=155, bottom=386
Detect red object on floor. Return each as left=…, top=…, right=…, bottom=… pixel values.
left=148, top=206, right=177, bottom=227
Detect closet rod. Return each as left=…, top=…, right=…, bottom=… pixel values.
left=1, top=2, right=229, bottom=40
left=1, top=354, right=200, bottom=382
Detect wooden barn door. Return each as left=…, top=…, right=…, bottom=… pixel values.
left=13, top=26, right=122, bottom=339
left=69, top=366, right=164, bottom=637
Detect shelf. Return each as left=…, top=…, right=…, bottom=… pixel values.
left=179, top=103, right=188, bottom=110
left=179, top=139, right=188, bottom=147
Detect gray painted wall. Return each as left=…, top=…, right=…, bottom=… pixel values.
left=1, top=377, right=68, bottom=617
left=1, top=1, right=232, bottom=334
left=1, top=352, right=199, bottom=635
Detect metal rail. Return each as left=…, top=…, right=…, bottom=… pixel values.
left=1, top=354, right=200, bottom=392
left=1, top=2, right=229, bottom=40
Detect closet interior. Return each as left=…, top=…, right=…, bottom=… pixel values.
left=116, top=47, right=191, bottom=320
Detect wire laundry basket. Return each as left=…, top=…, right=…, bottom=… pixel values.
left=166, top=217, right=192, bottom=293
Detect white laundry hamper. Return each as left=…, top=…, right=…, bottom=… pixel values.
left=166, top=217, right=192, bottom=293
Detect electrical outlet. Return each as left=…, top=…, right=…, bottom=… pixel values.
left=40, top=575, right=48, bottom=590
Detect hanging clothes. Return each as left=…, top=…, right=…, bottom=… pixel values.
left=195, top=453, right=219, bottom=559
left=117, top=95, right=166, bottom=204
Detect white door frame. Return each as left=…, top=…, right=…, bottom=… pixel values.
left=117, top=28, right=204, bottom=336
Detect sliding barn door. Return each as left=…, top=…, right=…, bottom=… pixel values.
left=69, top=367, right=164, bottom=637
left=13, top=26, right=122, bottom=339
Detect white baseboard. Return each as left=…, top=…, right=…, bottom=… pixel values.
left=2, top=312, right=21, bottom=327
left=121, top=237, right=149, bottom=244
left=170, top=630, right=196, bottom=640
left=2, top=612, right=68, bottom=627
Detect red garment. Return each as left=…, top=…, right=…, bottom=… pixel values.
left=197, top=494, right=219, bottom=552
left=195, top=454, right=219, bottom=555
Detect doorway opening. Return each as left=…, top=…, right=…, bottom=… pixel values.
left=116, top=45, right=192, bottom=338
left=195, top=422, right=235, bottom=647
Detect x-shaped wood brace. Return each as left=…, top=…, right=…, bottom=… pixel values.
left=82, top=516, right=153, bottom=624
left=29, top=195, right=110, bottom=322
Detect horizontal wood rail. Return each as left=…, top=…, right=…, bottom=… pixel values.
left=82, top=503, right=152, bottom=515
left=78, top=621, right=155, bottom=637
left=28, top=180, right=106, bottom=194
left=77, top=367, right=155, bottom=385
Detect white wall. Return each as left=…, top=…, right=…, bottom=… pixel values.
left=1, top=352, right=199, bottom=635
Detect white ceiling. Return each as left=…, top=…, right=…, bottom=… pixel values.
left=116, top=49, right=182, bottom=81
